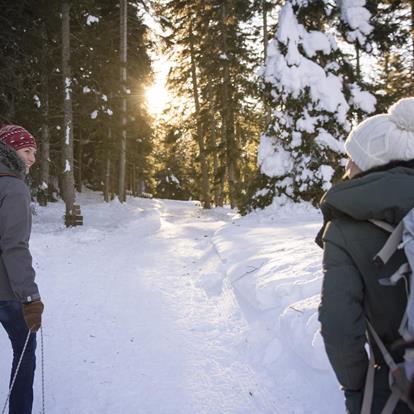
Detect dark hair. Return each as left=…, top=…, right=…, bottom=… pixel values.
left=353, top=159, right=414, bottom=179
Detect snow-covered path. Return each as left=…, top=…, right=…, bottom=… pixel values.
left=0, top=193, right=346, bottom=413
left=0, top=195, right=282, bottom=413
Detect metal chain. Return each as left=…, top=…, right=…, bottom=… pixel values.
left=1, top=329, right=32, bottom=414
left=1, top=326, right=45, bottom=414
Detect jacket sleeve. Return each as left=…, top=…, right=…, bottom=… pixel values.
left=0, top=180, right=40, bottom=302
left=318, top=221, right=368, bottom=396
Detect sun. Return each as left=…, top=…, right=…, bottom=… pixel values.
left=145, top=81, right=170, bottom=117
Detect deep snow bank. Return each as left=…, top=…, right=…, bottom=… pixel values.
left=211, top=199, right=344, bottom=412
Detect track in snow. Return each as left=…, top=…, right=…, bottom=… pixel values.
left=0, top=196, right=280, bottom=414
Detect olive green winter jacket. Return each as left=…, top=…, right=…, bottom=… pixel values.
left=318, top=165, right=414, bottom=414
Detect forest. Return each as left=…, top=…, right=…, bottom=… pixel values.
left=1, top=0, right=413, bottom=224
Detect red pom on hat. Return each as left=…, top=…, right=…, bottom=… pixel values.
left=0, top=125, right=37, bottom=151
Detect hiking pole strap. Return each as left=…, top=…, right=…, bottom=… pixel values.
left=381, top=392, right=400, bottom=414
left=365, top=319, right=404, bottom=414
left=370, top=220, right=403, bottom=266
left=366, top=319, right=398, bottom=371
left=361, top=341, right=376, bottom=414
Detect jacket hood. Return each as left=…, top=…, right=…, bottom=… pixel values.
left=0, top=140, right=26, bottom=179
left=320, top=166, right=414, bottom=225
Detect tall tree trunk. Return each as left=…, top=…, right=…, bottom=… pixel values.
left=104, top=159, right=111, bottom=202
left=132, top=163, right=137, bottom=196
left=411, top=0, right=414, bottom=75
left=189, top=21, right=210, bottom=209
left=104, top=127, right=112, bottom=202
left=221, top=1, right=239, bottom=208
left=355, top=44, right=363, bottom=121
left=263, top=1, right=268, bottom=61
left=355, top=45, right=361, bottom=81
left=118, top=0, right=127, bottom=202
left=5, top=95, right=16, bottom=121
left=207, top=79, right=220, bottom=207
left=62, top=0, right=76, bottom=219
left=263, top=0, right=271, bottom=128
left=39, top=22, right=50, bottom=207
left=218, top=114, right=226, bottom=207
left=384, top=52, right=390, bottom=81
left=76, top=128, right=82, bottom=192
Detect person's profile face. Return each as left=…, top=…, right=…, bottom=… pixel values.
left=344, top=158, right=362, bottom=179
left=16, top=147, right=36, bottom=172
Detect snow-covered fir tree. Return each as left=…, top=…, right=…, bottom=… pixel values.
left=252, top=0, right=376, bottom=208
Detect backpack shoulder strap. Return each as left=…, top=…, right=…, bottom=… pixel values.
left=370, top=219, right=396, bottom=233
left=370, top=220, right=404, bottom=266
left=361, top=318, right=410, bottom=414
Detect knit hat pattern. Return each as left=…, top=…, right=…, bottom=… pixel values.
left=344, top=97, right=414, bottom=172
left=0, top=125, right=37, bottom=151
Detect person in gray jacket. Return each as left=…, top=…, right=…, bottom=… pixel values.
left=0, top=125, right=44, bottom=414
left=317, top=97, right=414, bottom=413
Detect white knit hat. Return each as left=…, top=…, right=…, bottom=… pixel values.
left=344, top=97, right=414, bottom=171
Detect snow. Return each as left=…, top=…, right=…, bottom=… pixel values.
left=315, top=129, right=345, bottom=153
left=33, top=95, right=41, bottom=108
left=0, top=192, right=344, bottom=413
left=301, top=31, right=332, bottom=58
left=65, top=125, right=70, bottom=145
left=259, top=0, right=375, bottom=195
left=86, top=15, right=100, bottom=26
left=64, top=159, right=71, bottom=172
left=318, top=165, right=335, bottom=190
left=350, top=83, right=376, bottom=113
left=170, top=174, right=180, bottom=184
left=90, top=110, right=98, bottom=119
left=336, top=0, right=373, bottom=43
left=296, top=112, right=319, bottom=133
left=258, top=136, right=293, bottom=178
left=263, top=3, right=350, bottom=126
left=64, top=77, right=71, bottom=100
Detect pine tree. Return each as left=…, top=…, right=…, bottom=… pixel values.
left=368, top=0, right=414, bottom=112
left=0, top=0, right=154, bottom=208
left=57, top=0, right=154, bottom=200
left=250, top=0, right=376, bottom=209
left=156, top=0, right=262, bottom=208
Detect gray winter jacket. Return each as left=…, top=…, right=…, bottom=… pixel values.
left=317, top=164, right=414, bottom=413
left=0, top=141, right=40, bottom=303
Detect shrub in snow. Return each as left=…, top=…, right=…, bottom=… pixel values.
left=251, top=0, right=375, bottom=210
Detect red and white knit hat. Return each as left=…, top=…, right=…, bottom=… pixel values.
left=0, top=124, right=37, bottom=151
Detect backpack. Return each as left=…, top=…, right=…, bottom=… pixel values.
left=361, top=212, right=414, bottom=414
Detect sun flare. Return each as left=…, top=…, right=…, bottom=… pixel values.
left=145, top=78, right=171, bottom=117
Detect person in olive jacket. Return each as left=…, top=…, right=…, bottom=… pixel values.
left=317, top=97, right=414, bottom=414
left=0, top=125, right=44, bottom=414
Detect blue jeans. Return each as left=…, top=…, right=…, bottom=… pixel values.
left=0, top=301, right=36, bottom=414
